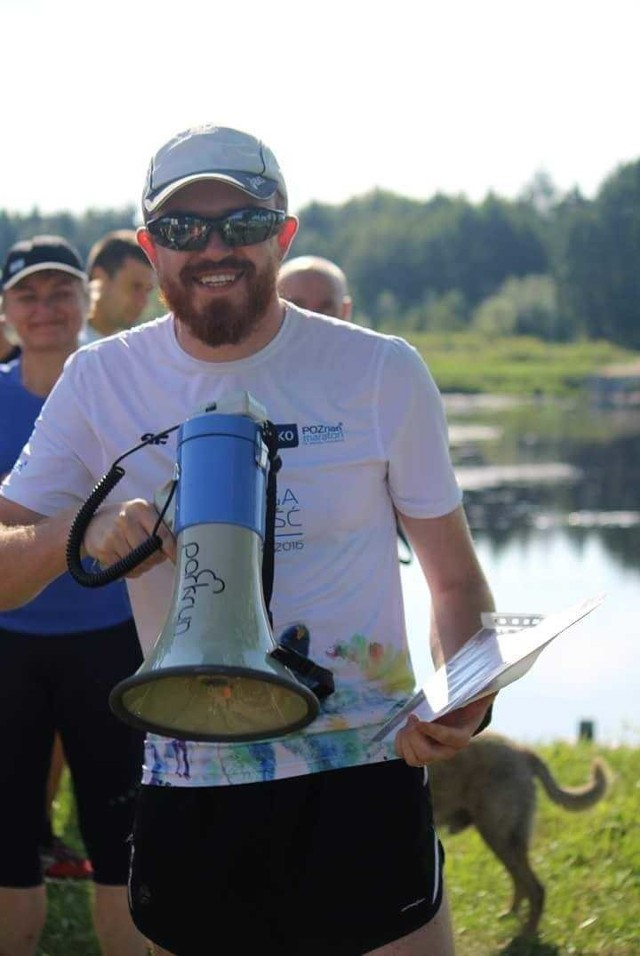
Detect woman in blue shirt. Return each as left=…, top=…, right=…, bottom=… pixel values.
left=0, top=236, right=147, bottom=956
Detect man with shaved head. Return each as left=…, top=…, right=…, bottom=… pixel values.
left=278, top=255, right=352, bottom=321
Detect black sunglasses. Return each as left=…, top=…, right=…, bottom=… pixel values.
left=146, top=208, right=287, bottom=252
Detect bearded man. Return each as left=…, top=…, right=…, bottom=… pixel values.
left=0, top=125, right=495, bottom=956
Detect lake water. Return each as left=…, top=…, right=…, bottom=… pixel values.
left=401, top=395, right=640, bottom=746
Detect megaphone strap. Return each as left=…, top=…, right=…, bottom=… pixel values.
left=270, top=644, right=335, bottom=701
left=260, top=422, right=335, bottom=704
left=260, top=420, right=282, bottom=623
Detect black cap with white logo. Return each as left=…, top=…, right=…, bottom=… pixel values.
left=1, top=235, right=86, bottom=292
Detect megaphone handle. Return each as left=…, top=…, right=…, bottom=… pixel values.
left=66, top=464, right=163, bottom=588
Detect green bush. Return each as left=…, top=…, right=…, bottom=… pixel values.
left=399, top=332, right=639, bottom=396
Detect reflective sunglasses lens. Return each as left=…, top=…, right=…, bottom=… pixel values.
left=222, top=210, right=284, bottom=247
left=149, top=217, right=210, bottom=251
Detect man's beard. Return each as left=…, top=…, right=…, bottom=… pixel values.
left=159, top=254, right=278, bottom=348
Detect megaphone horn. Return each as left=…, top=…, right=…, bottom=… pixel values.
left=109, top=402, right=319, bottom=742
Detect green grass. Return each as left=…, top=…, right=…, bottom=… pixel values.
left=398, top=332, right=640, bottom=396
left=39, top=784, right=100, bottom=956
left=39, top=742, right=639, bottom=955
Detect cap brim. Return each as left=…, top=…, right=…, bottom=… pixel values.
left=2, top=262, right=87, bottom=292
left=143, top=172, right=279, bottom=217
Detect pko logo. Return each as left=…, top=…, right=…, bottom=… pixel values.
left=301, top=422, right=345, bottom=444
left=275, top=423, right=299, bottom=449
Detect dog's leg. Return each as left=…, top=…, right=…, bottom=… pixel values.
left=502, top=884, right=523, bottom=920
left=475, top=821, right=545, bottom=936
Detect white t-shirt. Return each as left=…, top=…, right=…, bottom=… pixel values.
left=2, top=306, right=462, bottom=786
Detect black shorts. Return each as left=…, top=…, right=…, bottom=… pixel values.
left=129, top=759, right=444, bottom=955
left=0, top=620, right=144, bottom=887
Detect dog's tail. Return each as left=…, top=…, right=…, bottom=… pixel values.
left=526, top=752, right=610, bottom=810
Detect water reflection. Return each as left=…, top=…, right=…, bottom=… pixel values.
left=449, top=398, right=640, bottom=572
left=401, top=396, right=640, bottom=745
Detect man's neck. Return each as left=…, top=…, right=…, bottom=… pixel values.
left=87, top=305, right=113, bottom=337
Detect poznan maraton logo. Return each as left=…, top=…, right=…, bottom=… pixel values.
left=301, top=422, right=345, bottom=444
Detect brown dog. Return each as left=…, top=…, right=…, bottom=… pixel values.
left=428, top=733, right=610, bottom=935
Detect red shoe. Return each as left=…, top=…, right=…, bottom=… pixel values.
left=42, top=836, right=93, bottom=880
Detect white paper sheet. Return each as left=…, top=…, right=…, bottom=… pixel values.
left=368, top=594, right=604, bottom=750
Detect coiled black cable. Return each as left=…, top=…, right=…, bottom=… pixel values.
left=65, top=425, right=179, bottom=588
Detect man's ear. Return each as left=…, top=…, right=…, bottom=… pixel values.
left=90, top=265, right=109, bottom=286
left=88, top=272, right=104, bottom=307
left=341, top=295, right=353, bottom=322
left=277, top=216, right=299, bottom=259
left=88, top=276, right=102, bottom=307
left=137, top=227, right=158, bottom=268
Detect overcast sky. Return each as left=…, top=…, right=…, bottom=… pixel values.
left=3, top=0, right=638, bottom=217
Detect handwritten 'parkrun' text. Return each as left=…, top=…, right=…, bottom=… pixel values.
left=174, top=541, right=225, bottom=636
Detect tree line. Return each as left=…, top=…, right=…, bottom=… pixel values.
left=1, top=158, right=639, bottom=349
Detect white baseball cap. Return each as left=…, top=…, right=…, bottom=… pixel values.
left=142, top=125, right=288, bottom=218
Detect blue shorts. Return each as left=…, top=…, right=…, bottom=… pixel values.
left=0, top=620, right=144, bottom=887
left=129, top=759, right=444, bottom=954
